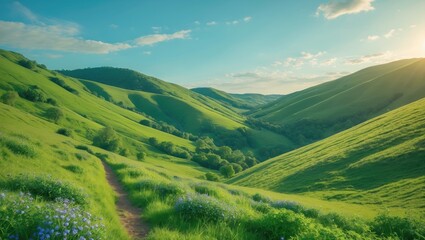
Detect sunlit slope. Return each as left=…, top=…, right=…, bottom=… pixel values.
left=230, top=97, right=425, bottom=210
left=0, top=50, right=193, bottom=151
left=60, top=67, right=245, bottom=126
left=250, top=58, right=425, bottom=138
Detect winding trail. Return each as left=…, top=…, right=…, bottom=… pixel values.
left=102, top=162, right=149, bottom=239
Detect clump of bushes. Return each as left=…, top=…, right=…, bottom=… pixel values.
left=56, top=128, right=73, bottom=137
left=175, top=194, right=242, bottom=222
left=75, top=145, right=94, bottom=154
left=148, top=137, right=191, bottom=159
left=19, top=86, right=46, bottom=102
left=136, top=151, right=146, bottom=161
left=139, top=119, right=198, bottom=141
left=1, top=91, right=19, bottom=106
left=17, top=59, right=37, bottom=69
left=136, top=180, right=185, bottom=199
left=371, top=214, right=425, bottom=239
left=49, top=77, right=79, bottom=95
left=3, top=175, right=86, bottom=204
left=93, top=126, right=121, bottom=153
left=220, top=164, right=235, bottom=178
left=0, top=192, right=105, bottom=239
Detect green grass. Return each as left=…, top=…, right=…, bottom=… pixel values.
left=230, top=97, right=425, bottom=214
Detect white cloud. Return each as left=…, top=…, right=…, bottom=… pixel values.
left=143, top=51, right=151, bottom=55
left=321, top=57, right=338, bottom=66
left=206, top=21, right=217, bottom=26
left=0, top=2, right=192, bottom=54
left=316, top=0, right=374, bottom=19
left=0, top=21, right=132, bottom=54
left=135, top=30, right=191, bottom=46
left=410, top=24, right=417, bottom=29
left=301, top=51, right=325, bottom=59
left=194, top=21, right=201, bottom=25
left=243, top=16, right=252, bottom=22
left=367, top=35, right=380, bottom=41
left=384, top=29, right=396, bottom=38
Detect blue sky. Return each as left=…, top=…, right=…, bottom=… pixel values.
left=0, top=0, right=424, bottom=94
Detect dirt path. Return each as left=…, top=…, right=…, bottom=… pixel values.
left=102, top=162, right=149, bottom=239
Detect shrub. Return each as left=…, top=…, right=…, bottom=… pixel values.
left=45, top=107, right=64, bottom=123
left=192, top=184, right=219, bottom=197
left=63, top=164, right=84, bottom=174
left=252, top=193, right=271, bottom=203
left=371, top=214, right=425, bottom=239
left=249, top=209, right=308, bottom=239
left=1, top=91, right=19, bottom=106
left=19, top=87, right=46, bottom=102
left=0, top=192, right=105, bottom=239
left=220, top=165, right=235, bottom=178
left=49, top=77, right=79, bottom=94
left=137, top=151, right=146, bottom=161
left=318, top=212, right=370, bottom=234
left=175, top=194, right=241, bottom=222
left=3, top=175, right=86, bottom=204
left=93, top=126, right=121, bottom=152
left=205, top=172, right=220, bottom=182
left=18, top=59, right=36, bottom=69
left=136, top=180, right=185, bottom=199
left=251, top=201, right=272, bottom=214
left=75, top=145, right=94, bottom=154
left=46, top=97, right=58, bottom=106
left=57, top=128, right=73, bottom=137
left=231, top=163, right=243, bottom=173
left=271, top=200, right=303, bottom=213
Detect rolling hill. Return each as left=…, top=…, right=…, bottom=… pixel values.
left=230, top=97, right=425, bottom=211
left=192, top=87, right=281, bottom=110
left=250, top=58, right=425, bottom=144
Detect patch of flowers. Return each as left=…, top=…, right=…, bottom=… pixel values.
left=175, top=193, right=242, bottom=222
left=0, top=191, right=105, bottom=240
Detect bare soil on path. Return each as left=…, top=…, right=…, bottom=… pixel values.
left=102, top=161, right=149, bottom=239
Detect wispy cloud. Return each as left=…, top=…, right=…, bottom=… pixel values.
left=0, top=2, right=192, bottom=54
left=187, top=69, right=348, bottom=94
left=384, top=29, right=396, bottom=38
left=243, top=16, right=252, bottom=22
left=316, top=0, right=374, bottom=19
left=367, top=35, right=380, bottom=41
left=206, top=21, right=217, bottom=26
left=135, top=30, right=191, bottom=46
left=345, top=51, right=393, bottom=65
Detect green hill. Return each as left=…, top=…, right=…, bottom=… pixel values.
left=230, top=97, right=425, bottom=211
left=192, top=87, right=281, bottom=110
left=250, top=58, right=425, bottom=144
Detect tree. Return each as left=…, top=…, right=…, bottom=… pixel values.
left=20, top=87, right=46, bottom=102
left=219, top=165, right=235, bottom=178
left=139, top=119, right=151, bottom=127
left=216, top=146, right=232, bottom=160
left=1, top=91, right=19, bottom=106
left=195, top=137, right=215, bottom=153
left=206, top=154, right=222, bottom=169
left=148, top=137, right=159, bottom=146
left=93, top=126, right=121, bottom=152
left=230, top=150, right=245, bottom=163
left=45, top=107, right=64, bottom=123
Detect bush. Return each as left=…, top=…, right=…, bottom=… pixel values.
left=49, top=77, right=79, bottom=94
left=63, top=164, right=84, bottom=174
left=56, top=128, right=73, bottom=137
left=46, top=98, right=58, bottom=106
left=19, top=87, right=46, bottom=102
left=252, top=193, right=272, bottom=203
left=18, top=59, right=36, bottom=69
left=231, top=163, right=243, bottom=173
left=249, top=209, right=308, bottom=239
left=220, top=165, right=235, bottom=178
left=192, top=184, right=219, bottom=197
left=3, top=175, right=86, bottom=204
left=175, top=194, right=241, bottom=222
left=137, top=151, right=146, bottom=161
left=271, top=200, right=303, bottom=213
left=371, top=214, right=425, bottom=239
left=205, top=172, right=220, bottom=182
left=1, top=91, right=19, bottom=106
left=93, top=126, right=121, bottom=152
left=0, top=192, right=105, bottom=239
left=137, top=180, right=185, bottom=199
left=45, top=107, right=64, bottom=123
left=75, top=145, right=94, bottom=154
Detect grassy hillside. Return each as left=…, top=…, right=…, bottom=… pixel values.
left=230, top=97, right=425, bottom=212
left=58, top=66, right=293, bottom=154
left=250, top=58, right=425, bottom=144
left=192, top=87, right=282, bottom=110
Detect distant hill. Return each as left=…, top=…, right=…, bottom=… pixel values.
left=249, top=58, right=425, bottom=144
left=192, top=87, right=281, bottom=110
left=229, top=97, right=425, bottom=209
